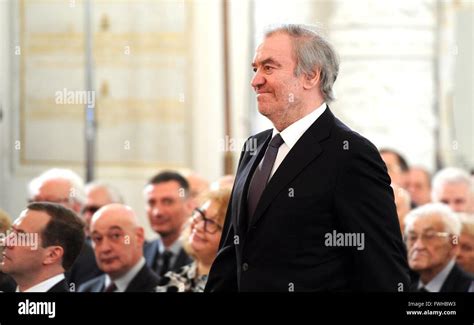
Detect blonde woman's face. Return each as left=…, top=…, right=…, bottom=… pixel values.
left=189, top=200, right=223, bottom=263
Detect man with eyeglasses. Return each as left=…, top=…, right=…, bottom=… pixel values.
left=28, top=168, right=102, bottom=288
left=83, top=181, right=124, bottom=238
left=405, top=203, right=474, bottom=292
left=78, top=204, right=160, bottom=292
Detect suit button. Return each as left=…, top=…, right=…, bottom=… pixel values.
left=242, top=263, right=249, bottom=271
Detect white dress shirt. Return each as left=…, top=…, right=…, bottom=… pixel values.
left=268, top=102, right=327, bottom=179
left=16, top=273, right=65, bottom=292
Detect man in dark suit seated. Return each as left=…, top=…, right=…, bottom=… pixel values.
left=405, top=203, right=474, bottom=292
left=1, top=202, right=85, bottom=292
left=68, top=181, right=125, bottom=287
left=205, top=23, right=410, bottom=292
left=28, top=168, right=102, bottom=288
left=143, top=172, right=193, bottom=277
left=79, top=204, right=159, bottom=292
left=457, top=213, right=474, bottom=275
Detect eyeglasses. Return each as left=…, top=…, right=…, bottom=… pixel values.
left=405, top=231, right=452, bottom=246
left=81, top=205, right=101, bottom=215
left=191, top=208, right=222, bottom=234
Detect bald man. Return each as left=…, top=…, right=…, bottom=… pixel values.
left=78, top=204, right=160, bottom=292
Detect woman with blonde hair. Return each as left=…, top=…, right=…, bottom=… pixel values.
left=156, top=188, right=231, bottom=292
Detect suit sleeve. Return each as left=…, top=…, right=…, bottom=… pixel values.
left=334, top=135, right=411, bottom=292
left=205, top=138, right=251, bottom=292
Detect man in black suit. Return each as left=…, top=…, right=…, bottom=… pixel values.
left=143, top=172, right=193, bottom=277
left=405, top=203, right=474, bottom=292
left=79, top=204, right=159, bottom=292
left=1, top=202, right=85, bottom=292
left=205, top=24, right=410, bottom=292
left=28, top=168, right=102, bottom=288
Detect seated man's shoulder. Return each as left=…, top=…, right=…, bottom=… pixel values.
left=77, top=274, right=104, bottom=292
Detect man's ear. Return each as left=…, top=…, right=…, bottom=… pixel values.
left=302, top=68, right=320, bottom=90
left=43, top=246, right=64, bottom=266
left=135, top=227, right=145, bottom=246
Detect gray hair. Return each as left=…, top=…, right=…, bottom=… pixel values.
left=431, top=167, right=473, bottom=201
left=264, top=24, right=339, bottom=103
left=28, top=168, right=86, bottom=205
left=404, top=203, right=462, bottom=237
left=85, top=181, right=124, bottom=204
left=458, top=213, right=474, bottom=237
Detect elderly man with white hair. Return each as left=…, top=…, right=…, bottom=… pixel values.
left=28, top=168, right=102, bottom=288
left=431, top=167, right=474, bottom=213
left=405, top=203, right=473, bottom=292
left=28, top=168, right=86, bottom=213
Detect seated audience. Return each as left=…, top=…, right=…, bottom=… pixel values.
left=405, top=203, right=473, bottom=292
left=380, top=148, right=409, bottom=188
left=431, top=167, right=474, bottom=213
left=186, top=172, right=210, bottom=209
left=28, top=168, right=101, bottom=288
left=407, top=166, right=432, bottom=207
left=79, top=204, right=160, bottom=292
left=156, top=188, right=231, bottom=292
left=457, top=213, right=474, bottom=275
left=1, top=202, right=85, bottom=292
left=210, top=174, right=235, bottom=191
left=83, top=181, right=124, bottom=237
left=392, top=184, right=411, bottom=233
left=143, top=171, right=193, bottom=277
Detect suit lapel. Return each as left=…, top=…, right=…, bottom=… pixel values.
left=232, top=131, right=272, bottom=234
left=440, top=264, right=472, bottom=292
left=248, top=108, right=333, bottom=229
left=97, top=276, right=106, bottom=292
left=47, top=279, right=69, bottom=292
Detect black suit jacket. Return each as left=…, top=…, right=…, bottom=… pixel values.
left=205, top=108, right=410, bottom=292
left=66, top=239, right=103, bottom=288
left=0, top=272, right=16, bottom=292
left=410, top=263, right=474, bottom=292
left=77, top=263, right=160, bottom=292
left=144, top=239, right=193, bottom=275
left=48, top=278, right=70, bottom=292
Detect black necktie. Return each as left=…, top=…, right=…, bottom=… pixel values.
left=159, top=251, right=173, bottom=277
left=103, top=282, right=116, bottom=292
left=247, top=134, right=284, bottom=222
